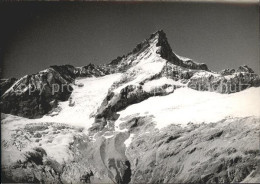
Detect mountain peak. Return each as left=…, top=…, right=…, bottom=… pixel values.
left=108, top=30, right=209, bottom=71
left=108, top=30, right=172, bottom=67
left=152, top=30, right=174, bottom=61
left=150, top=29, right=166, bottom=39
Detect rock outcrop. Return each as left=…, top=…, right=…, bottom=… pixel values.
left=0, top=78, right=17, bottom=95
left=1, top=65, right=75, bottom=118
left=91, top=83, right=177, bottom=133
left=187, top=67, right=260, bottom=93
left=126, top=117, right=260, bottom=183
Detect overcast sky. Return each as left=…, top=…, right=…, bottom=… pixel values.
left=1, top=2, right=259, bottom=78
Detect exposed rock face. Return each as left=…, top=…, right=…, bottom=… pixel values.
left=237, top=65, right=255, bottom=73
left=125, top=117, right=260, bottom=183
left=154, top=30, right=209, bottom=71
left=0, top=78, right=17, bottom=95
left=91, top=83, right=177, bottom=133
left=1, top=66, right=75, bottom=118
left=107, top=30, right=209, bottom=72
left=187, top=69, right=260, bottom=93
left=76, top=63, right=112, bottom=77
left=220, top=68, right=236, bottom=76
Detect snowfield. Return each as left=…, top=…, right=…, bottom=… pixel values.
left=3, top=75, right=259, bottom=132
left=1, top=73, right=122, bottom=164
left=1, top=114, right=82, bottom=164
left=41, top=73, right=122, bottom=128
left=115, top=87, right=260, bottom=129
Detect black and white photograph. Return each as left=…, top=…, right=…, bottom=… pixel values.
left=0, top=0, right=260, bottom=183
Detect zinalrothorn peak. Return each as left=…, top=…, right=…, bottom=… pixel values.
left=0, top=30, right=259, bottom=119
left=1, top=30, right=260, bottom=183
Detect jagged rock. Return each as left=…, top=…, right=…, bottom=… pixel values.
left=237, top=65, right=254, bottom=73
left=80, top=171, right=94, bottom=183
left=110, top=56, right=124, bottom=65
left=0, top=66, right=74, bottom=118
left=108, top=30, right=209, bottom=73
left=220, top=68, right=236, bottom=76
left=0, top=78, right=17, bottom=95
left=161, top=62, right=196, bottom=82
left=220, top=65, right=255, bottom=76
left=76, top=63, right=111, bottom=77
left=155, top=30, right=209, bottom=71
left=187, top=71, right=260, bottom=93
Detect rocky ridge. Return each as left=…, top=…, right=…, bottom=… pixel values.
left=1, top=30, right=259, bottom=118
left=0, top=78, right=17, bottom=96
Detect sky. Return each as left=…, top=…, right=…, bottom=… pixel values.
left=0, top=2, right=259, bottom=78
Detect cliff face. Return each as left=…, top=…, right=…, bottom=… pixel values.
left=1, top=66, right=75, bottom=118
left=1, top=30, right=260, bottom=183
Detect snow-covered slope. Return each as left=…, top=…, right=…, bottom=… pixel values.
left=1, top=114, right=81, bottom=164
left=115, top=87, right=260, bottom=130
left=41, top=73, right=122, bottom=128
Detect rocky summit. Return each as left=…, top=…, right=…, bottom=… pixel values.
left=1, top=30, right=260, bottom=183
